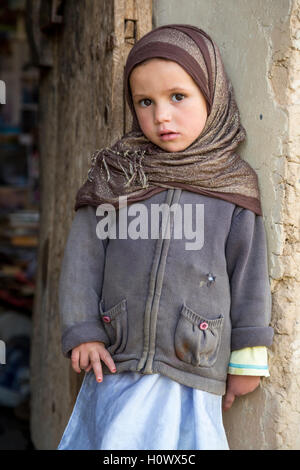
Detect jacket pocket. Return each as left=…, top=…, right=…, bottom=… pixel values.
left=174, top=304, right=224, bottom=367
left=99, top=298, right=128, bottom=355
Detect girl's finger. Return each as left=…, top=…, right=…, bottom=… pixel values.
left=71, top=349, right=81, bottom=373
left=99, top=347, right=117, bottom=373
left=85, top=363, right=93, bottom=372
left=79, top=350, right=89, bottom=370
left=222, top=391, right=235, bottom=412
left=89, top=351, right=103, bottom=382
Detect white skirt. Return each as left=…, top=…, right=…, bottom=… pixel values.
left=57, top=371, right=229, bottom=450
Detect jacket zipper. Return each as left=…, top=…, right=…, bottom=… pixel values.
left=137, top=189, right=182, bottom=374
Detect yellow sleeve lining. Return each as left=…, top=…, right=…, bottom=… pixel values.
left=228, top=346, right=270, bottom=376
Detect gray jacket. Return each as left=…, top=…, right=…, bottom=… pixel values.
left=58, top=188, right=273, bottom=395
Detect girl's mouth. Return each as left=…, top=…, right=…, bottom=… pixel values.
left=159, top=132, right=180, bottom=141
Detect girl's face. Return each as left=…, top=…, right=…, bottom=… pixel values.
left=129, top=58, right=208, bottom=152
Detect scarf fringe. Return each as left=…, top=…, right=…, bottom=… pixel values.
left=87, top=147, right=149, bottom=189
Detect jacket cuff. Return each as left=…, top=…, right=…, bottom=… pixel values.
left=62, top=321, right=111, bottom=358
left=231, top=326, right=274, bottom=351
left=228, top=346, right=270, bottom=376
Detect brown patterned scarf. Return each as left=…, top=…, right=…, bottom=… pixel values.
left=74, top=24, right=262, bottom=216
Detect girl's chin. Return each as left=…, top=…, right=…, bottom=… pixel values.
left=157, top=141, right=188, bottom=152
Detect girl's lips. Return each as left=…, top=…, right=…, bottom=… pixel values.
left=159, top=132, right=180, bottom=141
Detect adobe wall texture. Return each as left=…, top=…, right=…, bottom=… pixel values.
left=153, top=0, right=300, bottom=449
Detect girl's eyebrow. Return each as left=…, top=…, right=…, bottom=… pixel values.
left=133, top=86, right=189, bottom=98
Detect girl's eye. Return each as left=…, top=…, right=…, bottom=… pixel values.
left=139, top=98, right=152, bottom=107
left=138, top=94, right=185, bottom=107
left=172, top=93, right=185, bottom=102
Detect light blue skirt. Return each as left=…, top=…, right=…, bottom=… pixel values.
left=57, top=371, right=229, bottom=450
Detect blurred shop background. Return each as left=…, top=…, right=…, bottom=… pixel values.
left=0, top=0, right=39, bottom=449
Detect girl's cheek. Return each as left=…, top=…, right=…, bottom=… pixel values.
left=138, top=112, right=153, bottom=134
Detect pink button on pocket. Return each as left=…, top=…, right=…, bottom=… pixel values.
left=199, top=321, right=208, bottom=330
left=103, top=316, right=111, bottom=323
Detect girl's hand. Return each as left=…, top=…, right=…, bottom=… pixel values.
left=222, top=375, right=261, bottom=411
left=71, top=341, right=116, bottom=382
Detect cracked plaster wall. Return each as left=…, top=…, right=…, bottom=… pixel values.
left=153, top=0, right=300, bottom=449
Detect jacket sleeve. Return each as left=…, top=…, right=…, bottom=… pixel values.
left=58, top=205, right=110, bottom=358
left=225, top=207, right=274, bottom=351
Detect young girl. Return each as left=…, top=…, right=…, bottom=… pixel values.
left=57, top=24, right=273, bottom=450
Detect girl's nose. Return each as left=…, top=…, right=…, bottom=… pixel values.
left=154, top=103, right=171, bottom=124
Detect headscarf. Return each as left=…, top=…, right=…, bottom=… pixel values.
left=74, top=24, right=262, bottom=216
